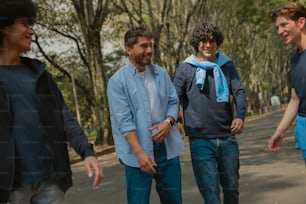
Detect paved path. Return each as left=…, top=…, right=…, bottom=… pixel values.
left=66, top=111, right=306, bottom=204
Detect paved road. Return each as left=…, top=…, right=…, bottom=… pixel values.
left=66, top=111, right=306, bottom=204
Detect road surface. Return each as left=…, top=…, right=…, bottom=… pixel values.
left=66, top=111, right=306, bottom=204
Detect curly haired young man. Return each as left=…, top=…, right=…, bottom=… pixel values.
left=173, top=23, right=246, bottom=204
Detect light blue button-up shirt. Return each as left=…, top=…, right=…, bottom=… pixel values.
left=107, top=62, right=184, bottom=167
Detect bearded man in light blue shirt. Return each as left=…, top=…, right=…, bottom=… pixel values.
left=107, top=26, right=184, bottom=204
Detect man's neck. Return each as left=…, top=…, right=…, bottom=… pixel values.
left=197, top=54, right=216, bottom=62
left=0, top=50, right=21, bottom=65
left=297, top=30, right=306, bottom=52
left=129, top=60, right=146, bottom=72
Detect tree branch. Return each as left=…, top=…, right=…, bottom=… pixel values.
left=32, top=33, right=94, bottom=107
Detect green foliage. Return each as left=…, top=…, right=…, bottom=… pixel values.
left=31, top=0, right=297, bottom=140
left=206, top=0, right=293, bottom=110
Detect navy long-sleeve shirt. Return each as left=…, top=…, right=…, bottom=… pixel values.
left=173, top=58, right=246, bottom=138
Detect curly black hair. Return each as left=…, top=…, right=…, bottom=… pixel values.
left=189, top=23, right=224, bottom=52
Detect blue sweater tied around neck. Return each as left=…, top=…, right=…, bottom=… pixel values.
left=184, top=52, right=230, bottom=102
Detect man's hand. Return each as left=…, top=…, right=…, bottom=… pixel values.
left=84, top=156, right=103, bottom=188
left=150, top=122, right=170, bottom=143
left=176, top=122, right=186, bottom=139
left=268, top=132, right=284, bottom=152
left=231, top=118, right=244, bottom=134
left=136, top=151, right=157, bottom=174
left=124, top=131, right=157, bottom=174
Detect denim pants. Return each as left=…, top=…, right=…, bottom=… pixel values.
left=124, top=142, right=182, bottom=204
left=7, top=180, right=65, bottom=204
left=189, top=136, right=239, bottom=204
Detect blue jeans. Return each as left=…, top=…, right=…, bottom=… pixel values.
left=124, top=142, right=182, bottom=204
left=7, top=180, right=65, bottom=204
left=189, top=136, right=239, bottom=204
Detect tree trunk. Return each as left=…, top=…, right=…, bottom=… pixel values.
left=71, top=73, right=82, bottom=125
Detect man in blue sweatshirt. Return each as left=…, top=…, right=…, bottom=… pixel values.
left=173, top=23, right=246, bottom=204
left=0, top=0, right=103, bottom=202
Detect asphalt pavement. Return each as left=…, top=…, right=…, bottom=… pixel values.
left=66, top=110, right=306, bottom=204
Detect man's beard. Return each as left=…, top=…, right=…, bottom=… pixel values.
left=135, top=54, right=151, bottom=66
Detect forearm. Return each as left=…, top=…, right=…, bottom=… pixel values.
left=235, top=98, right=246, bottom=120
left=231, top=76, right=246, bottom=120
left=125, top=130, right=157, bottom=173
left=276, top=97, right=299, bottom=134
left=62, top=103, right=94, bottom=158
left=125, top=131, right=144, bottom=156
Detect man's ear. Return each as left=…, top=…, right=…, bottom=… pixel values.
left=298, top=17, right=306, bottom=29
left=125, top=45, right=132, bottom=57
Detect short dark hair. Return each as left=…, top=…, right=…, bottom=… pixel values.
left=0, top=0, right=37, bottom=27
left=269, top=2, right=306, bottom=22
left=189, top=23, right=224, bottom=52
left=0, top=0, right=37, bottom=45
left=124, top=25, right=153, bottom=48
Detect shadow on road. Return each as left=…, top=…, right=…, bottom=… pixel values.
left=66, top=110, right=306, bottom=204
left=238, top=111, right=306, bottom=204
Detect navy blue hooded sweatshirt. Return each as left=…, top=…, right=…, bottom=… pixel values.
left=173, top=57, right=246, bottom=138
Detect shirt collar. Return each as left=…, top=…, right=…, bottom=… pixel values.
left=126, top=61, right=158, bottom=76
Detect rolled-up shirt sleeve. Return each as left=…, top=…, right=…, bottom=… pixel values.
left=107, top=76, right=136, bottom=136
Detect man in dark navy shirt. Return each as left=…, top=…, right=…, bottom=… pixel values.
left=0, top=0, right=103, bottom=203
left=268, top=2, right=306, bottom=166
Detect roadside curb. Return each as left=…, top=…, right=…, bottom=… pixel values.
left=245, top=108, right=285, bottom=122
left=69, top=107, right=285, bottom=164
left=69, top=146, right=115, bottom=164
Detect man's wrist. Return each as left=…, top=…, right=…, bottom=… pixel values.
left=164, top=118, right=174, bottom=128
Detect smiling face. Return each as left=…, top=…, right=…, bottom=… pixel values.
left=189, top=23, right=223, bottom=62
left=275, top=15, right=305, bottom=49
left=125, top=36, right=153, bottom=72
left=1, top=17, right=34, bottom=53
left=197, top=36, right=218, bottom=61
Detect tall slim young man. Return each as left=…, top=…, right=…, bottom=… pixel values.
left=0, top=0, right=103, bottom=203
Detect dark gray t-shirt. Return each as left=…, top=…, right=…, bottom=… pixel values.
left=0, top=64, right=52, bottom=188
